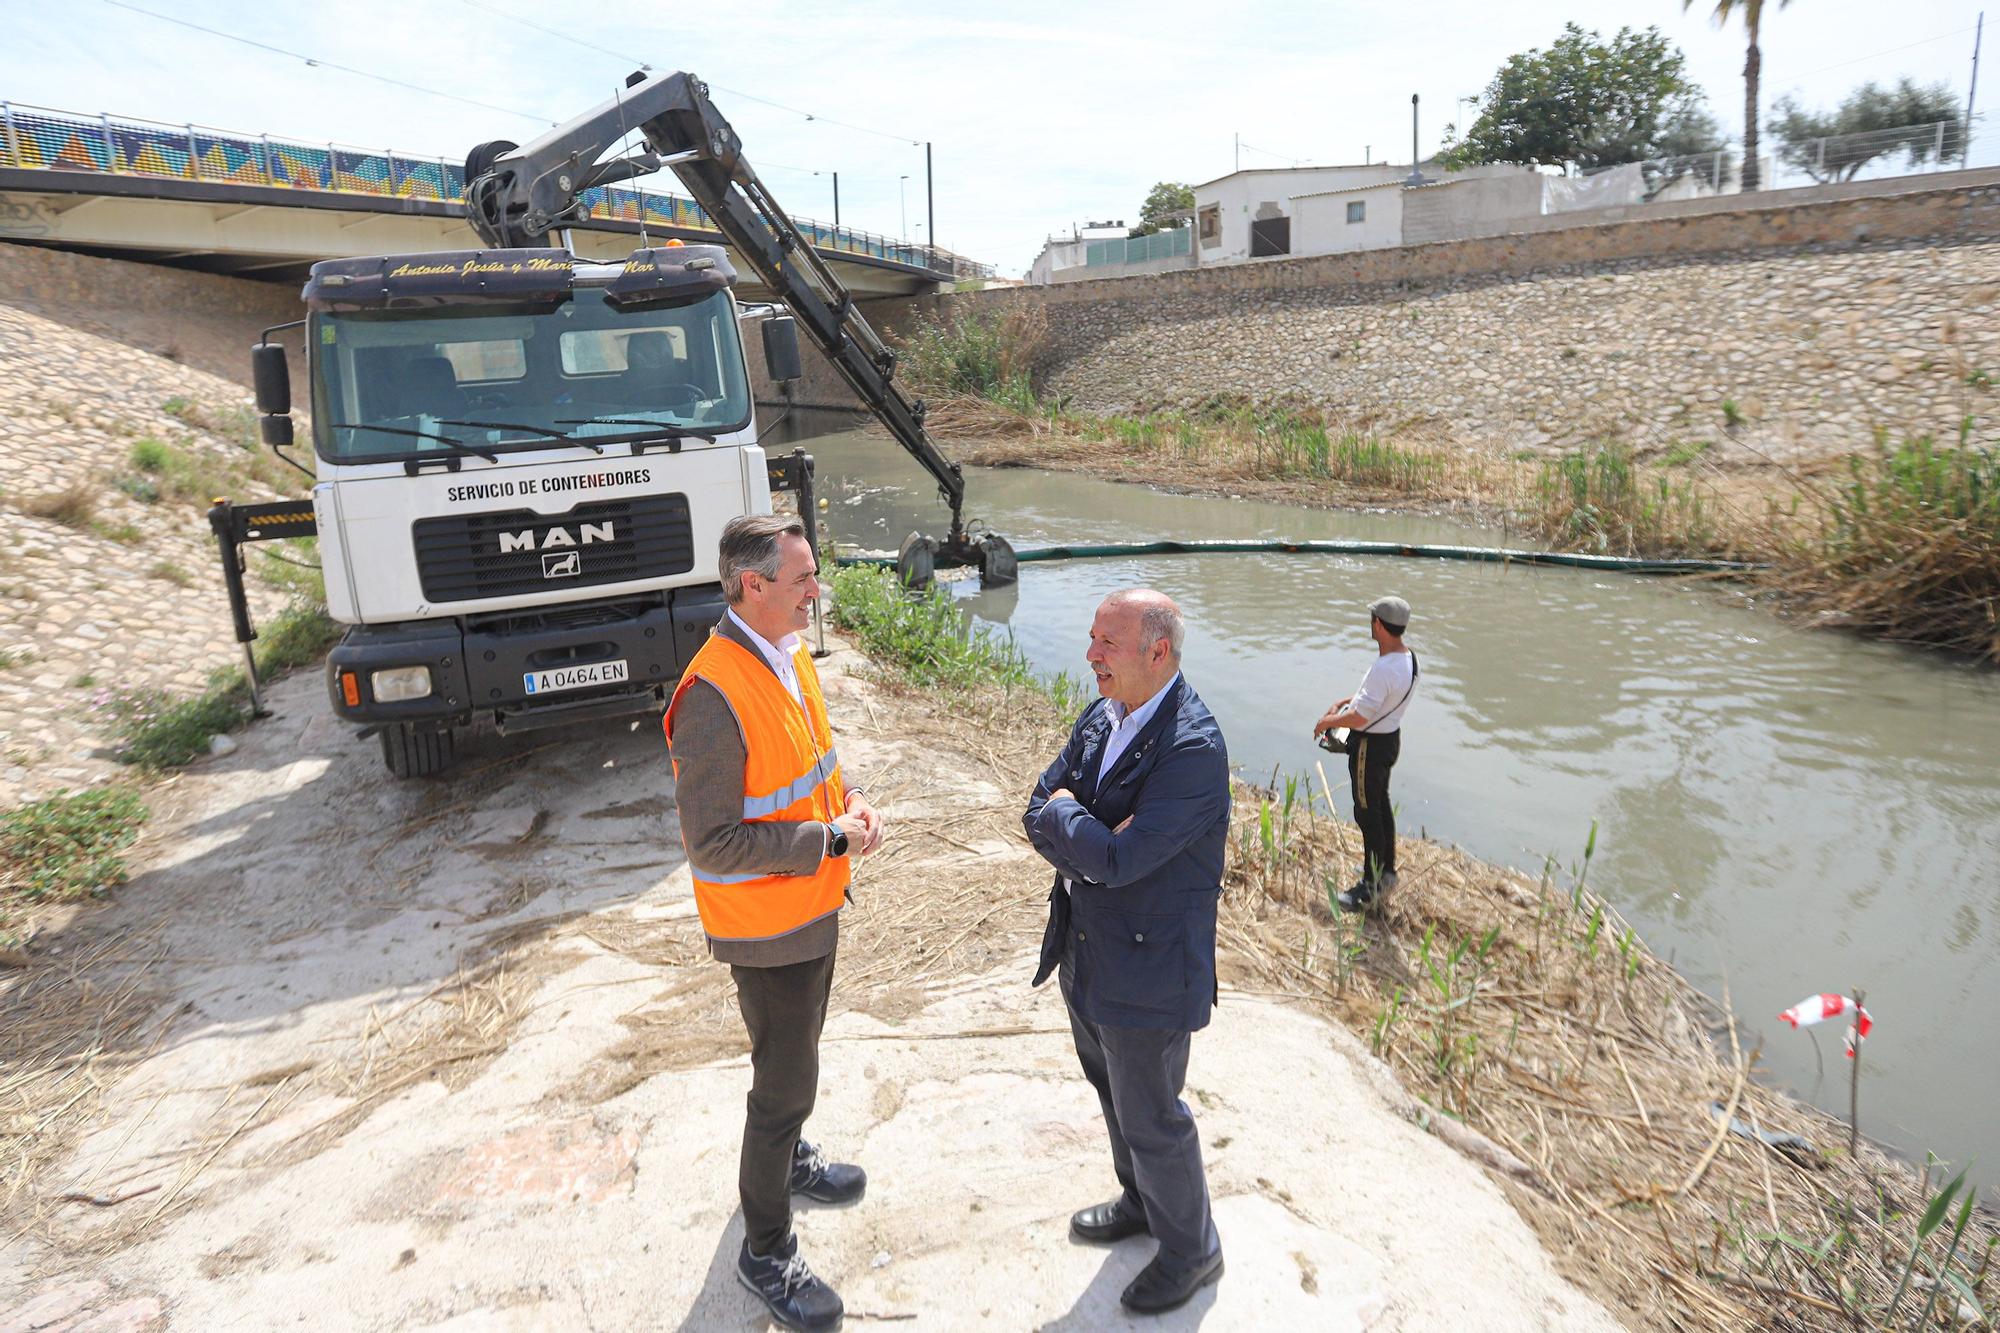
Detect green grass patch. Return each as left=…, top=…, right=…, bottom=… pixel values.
left=829, top=566, right=1092, bottom=713
left=1532, top=443, right=1718, bottom=557
left=1660, top=439, right=1714, bottom=468
left=0, top=787, right=148, bottom=906
left=87, top=601, right=340, bottom=768
left=0, top=649, right=34, bottom=670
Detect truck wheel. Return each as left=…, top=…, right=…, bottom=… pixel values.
left=379, top=723, right=455, bottom=779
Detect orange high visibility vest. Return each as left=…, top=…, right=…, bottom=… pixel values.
left=663, top=630, right=850, bottom=943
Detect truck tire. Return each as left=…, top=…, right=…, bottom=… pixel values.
left=379, top=723, right=455, bottom=779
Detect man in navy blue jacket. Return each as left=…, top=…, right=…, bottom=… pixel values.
left=1023, top=588, right=1231, bottom=1315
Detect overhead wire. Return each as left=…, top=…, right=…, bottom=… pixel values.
left=97, top=0, right=553, bottom=125
left=455, top=0, right=926, bottom=145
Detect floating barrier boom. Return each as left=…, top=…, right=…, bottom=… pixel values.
left=839, top=538, right=1763, bottom=578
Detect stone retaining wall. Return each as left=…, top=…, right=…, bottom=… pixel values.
left=889, top=179, right=2000, bottom=461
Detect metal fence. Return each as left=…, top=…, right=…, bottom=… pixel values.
left=1581, top=117, right=1998, bottom=203
left=1085, top=227, right=1191, bottom=267
left=0, top=101, right=965, bottom=276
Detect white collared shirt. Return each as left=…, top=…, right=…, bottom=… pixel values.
left=1097, top=672, right=1181, bottom=785
left=1061, top=673, right=1179, bottom=894
left=726, top=608, right=802, bottom=708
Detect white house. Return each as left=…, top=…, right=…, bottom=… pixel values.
left=1028, top=220, right=1130, bottom=285
left=1194, top=162, right=1550, bottom=263
left=1192, top=165, right=1405, bottom=264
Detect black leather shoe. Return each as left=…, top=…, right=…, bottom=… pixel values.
left=1069, top=1199, right=1150, bottom=1243
left=1337, top=881, right=1376, bottom=913
left=790, top=1138, right=866, bottom=1205
left=1120, top=1249, right=1225, bottom=1314
left=737, top=1232, right=844, bottom=1332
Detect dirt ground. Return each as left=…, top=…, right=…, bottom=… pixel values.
left=0, top=638, right=1622, bottom=1331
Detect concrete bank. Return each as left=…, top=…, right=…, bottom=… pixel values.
left=0, top=639, right=1619, bottom=1331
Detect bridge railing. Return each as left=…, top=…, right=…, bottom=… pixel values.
left=0, top=101, right=961, bottom=276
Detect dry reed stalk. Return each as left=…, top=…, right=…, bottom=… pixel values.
left=1219, top=781, right=1999, bottom=1332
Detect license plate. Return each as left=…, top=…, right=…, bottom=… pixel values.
left=524, top=659, right=629, bottom=695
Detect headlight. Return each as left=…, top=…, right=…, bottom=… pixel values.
left=370, top=666, right=433, bottom=702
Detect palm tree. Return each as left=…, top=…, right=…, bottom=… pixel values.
left=1688, top=0, right=1792, bottom=192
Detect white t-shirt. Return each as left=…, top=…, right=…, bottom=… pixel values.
left=1350, top=651, right=1417, bottom=734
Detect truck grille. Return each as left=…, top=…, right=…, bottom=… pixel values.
left=413, top=494, right=694, bottom=603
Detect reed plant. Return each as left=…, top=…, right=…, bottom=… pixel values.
left=1530, top=442, right=1721, bottom=557
left=1780, top=430, right=2000, bottom=659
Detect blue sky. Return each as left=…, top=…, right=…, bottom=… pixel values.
left=6, top=0, right=1990, bottom=275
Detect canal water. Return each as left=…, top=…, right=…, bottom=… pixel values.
left=781, top=419, right=2000, bottom=1174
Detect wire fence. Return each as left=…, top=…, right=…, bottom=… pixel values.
left=1085, top=227, right=1191, bottom=267
left=0, top=101, right=979, bottom=277
left=1581, top=117, right=1997, bottom=203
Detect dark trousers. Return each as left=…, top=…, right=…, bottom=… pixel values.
left=1347, top=728, right=1400, bottom=885
left=1060, top=949, right=1219, bottom=1269
left=731, top=947, right=836, bottom=1256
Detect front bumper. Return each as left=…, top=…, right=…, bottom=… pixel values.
left=326, top=584, right=728, bottom=727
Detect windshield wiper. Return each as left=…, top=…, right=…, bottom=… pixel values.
left=554, top=419, right=718, bottom=456
left=330, top=422, right=499, bottom=463
left=435, top=420, right=604, bottom=455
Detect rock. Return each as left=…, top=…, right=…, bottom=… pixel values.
left=207, top=733, right=238, bottom=757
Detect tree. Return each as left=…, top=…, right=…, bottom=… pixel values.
left=1686, top=0, right=1791, bottom=193
left=1770, top=79, right=1966, bottom=182
left=1131, top=182, right=1194, bottom=237
left=1446, top=24, right=1719, bottom=172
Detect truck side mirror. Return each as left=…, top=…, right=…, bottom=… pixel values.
left=251, top=342, right=294, bottom=447
left=762, top=317, right=803, bottom=384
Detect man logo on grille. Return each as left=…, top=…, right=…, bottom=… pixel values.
left=542, top=550, right=581, bottom=579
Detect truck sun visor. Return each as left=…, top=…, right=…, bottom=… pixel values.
left=303, top=249, right=576, bottom=311
left=602, top=246, right=738, bottom=311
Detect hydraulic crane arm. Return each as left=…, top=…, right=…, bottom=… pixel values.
left=464, top=70, right=1013, bottom=583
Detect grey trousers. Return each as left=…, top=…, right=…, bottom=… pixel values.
left=731, top=947, right=837, bottom=1256
left=1060, top=953, right=1220, bottom=1269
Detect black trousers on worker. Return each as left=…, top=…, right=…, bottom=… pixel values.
left=1347, top=728, right=1401, bottom=886
left=1059, top=947, right=1219, bottom=1271
left=731, top=947, right=837, bottom=1256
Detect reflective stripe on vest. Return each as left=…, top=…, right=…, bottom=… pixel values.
left=663, top=629, right=850, bottom=943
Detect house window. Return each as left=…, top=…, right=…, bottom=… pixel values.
left=1347, top=200, right=1366, bottom=224
left=1197, top=204, right=1221, bottom=248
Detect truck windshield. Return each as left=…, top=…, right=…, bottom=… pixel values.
left=309, top=289, right=751, bottom=463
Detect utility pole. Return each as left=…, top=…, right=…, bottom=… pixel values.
left=925, top=141, right=934, bottom=259
left=1234, top=132, right=1240, bottom=174
left=1969, top=12, right=1985, bottom=167
left=1405, top=94, right=1427, bottom=186
left=899, top=174, right=909, bottom=240
left=832, top=170, right=840, bottom=228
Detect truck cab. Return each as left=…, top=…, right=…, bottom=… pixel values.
left=296, top=243, right=790, bottom=775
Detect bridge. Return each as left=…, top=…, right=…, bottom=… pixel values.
left=0, top=102, right=987, bottom=297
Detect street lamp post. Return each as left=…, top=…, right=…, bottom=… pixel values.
left=899, top=174, right=909, bottom=240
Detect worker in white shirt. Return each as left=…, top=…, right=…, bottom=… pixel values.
left=1313, top=595, right=1419, bottom=911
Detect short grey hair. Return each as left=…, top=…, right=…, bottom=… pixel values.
left=1107, top=588, right=1184, bottom=662
left=719, top=513, right=807, bottom=603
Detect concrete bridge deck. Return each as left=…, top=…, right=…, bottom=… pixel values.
left=0, top=102, right=981, bottom=296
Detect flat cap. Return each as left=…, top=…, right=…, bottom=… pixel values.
left=1368, top=595, right=1411, bottom=630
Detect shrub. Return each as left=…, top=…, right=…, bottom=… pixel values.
left=1786, top=433, right=2000, bottom=658
left=829, top=566, right=1036, bottom=691
left=21, top=484, right=97, bottom=529
left=900, top=305, right=1048, bottom=413
left=114, top=473, right=162, bottom=503
left=0, top=788, right=148, bottom=902
left=130, top=439, right=172, bottom=472
left=148, top=560, right=194, bottom=587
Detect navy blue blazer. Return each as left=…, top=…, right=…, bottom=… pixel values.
left=1024, top=677, right=1231, bottom=1032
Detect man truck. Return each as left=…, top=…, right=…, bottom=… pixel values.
left=213, top=71, right=1014, bottom=777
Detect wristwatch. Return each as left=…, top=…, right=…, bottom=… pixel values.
left=828, top=825, right=851, bottom=857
